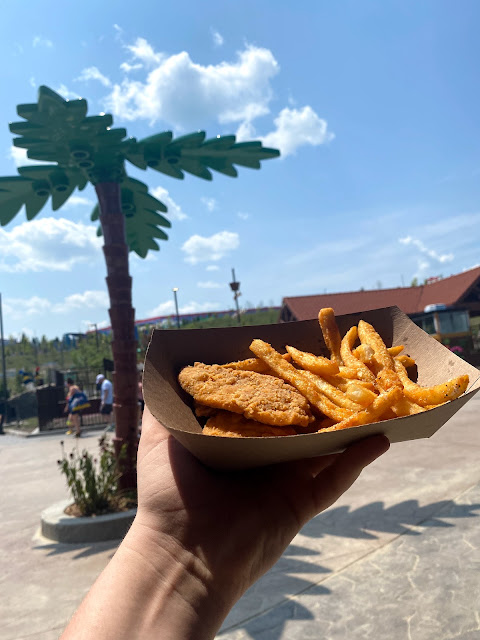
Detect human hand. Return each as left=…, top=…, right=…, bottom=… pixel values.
left=62, top=409, right=389, bottom=640
left=131, top=408, right=389, bottom=612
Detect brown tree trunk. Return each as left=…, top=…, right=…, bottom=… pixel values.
left=95, top=182, right=138, bottom=491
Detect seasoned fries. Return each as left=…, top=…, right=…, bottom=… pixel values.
left=178, top=307, right=470, bottom=438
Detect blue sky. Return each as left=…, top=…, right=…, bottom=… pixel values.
left=1, top=0, right=479, bottom=338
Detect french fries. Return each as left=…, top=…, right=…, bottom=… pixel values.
left=179, top=307, right=470, bottom=438
left=286, top=345, right=340, bottom=376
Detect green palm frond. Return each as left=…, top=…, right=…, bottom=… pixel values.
left=10, top=86, right=133, bottom=183
left=91, top=178, right=170, bottom=257
left=0, top=165, right=87, bottom=224
left=125, top=132, right=280, bottom=181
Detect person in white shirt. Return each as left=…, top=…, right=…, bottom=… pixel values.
left=96, top=374, right=113, bottom=430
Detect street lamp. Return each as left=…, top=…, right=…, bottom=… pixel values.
left=172, top=288, right=180, bottom=329
left=229, top=268, right=242, bottom=325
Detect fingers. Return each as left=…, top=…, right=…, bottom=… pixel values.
left=309, top=435, right=390, bottom=516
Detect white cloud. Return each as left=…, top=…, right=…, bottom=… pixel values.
left=211, top=29, right=224, bottom=47
left=113, top=24, right=123, bottom=40
left=62, top=195, right=94, bottom=209
left=9, top=146, right=47, bottom=168
left=181, top=230, right=239, bottom=264
left=55, top=84, right=81, bottom=100
left=125, top=37, right=164, bottom=67
left=33, top=36, right=53, bottom=48
left=237, top=211, right=250, bottom=220
left=206, top=265, right=220, bottom=271
left=259, top=106, right=334, bottom=156
left=29, top=76, right=36, bottom=88
left=54, top=290, right=109, bottom=313
left=147, top=300, right=175, bottom=316
left=0, top=218, right=102, bottom=273
left=180, top=301, right=221, bottom=314
left=120, top=62, right=143, bottom=73
left=4, top=290, right=108, bottom=319
left=151, top=186, right=188, bottom=220
left=201, top=197, right=217, bottom=212
left=105, top=42, right=279, bottom=129
left=82, top=319, right=110, bottom=330
left=399, top=236, right=454, bottom=264
left=77, top=66, right=112, bottom=88
left=147, top=299, right=221, bottom=317
left=197, top=281, right=223, bottom=289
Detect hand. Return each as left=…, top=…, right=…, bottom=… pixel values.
left=61, top=409, right=389, bottom=640
left=132, top=408, right=390, bottom=612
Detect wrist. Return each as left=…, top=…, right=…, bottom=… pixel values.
left=118, top=518, right=235, bottom=639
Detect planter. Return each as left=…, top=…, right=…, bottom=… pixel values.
left=41, top=499, right=136, bottom=543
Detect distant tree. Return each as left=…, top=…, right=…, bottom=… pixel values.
left=411, top=277, right=419, bottom=287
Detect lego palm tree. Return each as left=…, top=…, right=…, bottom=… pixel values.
left=0, top=86, right=279, bottom=488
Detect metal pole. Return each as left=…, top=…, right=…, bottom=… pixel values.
left=172, top=288, right=180, bottom=329
left=0, top=294, right=7, bottom=434
left=229, top=268, right=241, bottom=325
left=93, top=323, right=99, bottom=349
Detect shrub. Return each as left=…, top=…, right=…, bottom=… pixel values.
left=57, top=435, right=126, bottom=516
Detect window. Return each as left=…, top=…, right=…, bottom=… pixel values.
left=437, top=311, right=469, bottom=334
left=422, top=314, right=435, bottom=334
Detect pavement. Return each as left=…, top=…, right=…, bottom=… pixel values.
left=2, top=393, right=480, bottom=640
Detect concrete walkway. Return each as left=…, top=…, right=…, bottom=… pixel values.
left=2, top=394, right=480, bottom=640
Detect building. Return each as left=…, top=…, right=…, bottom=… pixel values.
left=280, top=267, right=480, bottom=322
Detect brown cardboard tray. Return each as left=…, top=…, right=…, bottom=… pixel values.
left=143, top=306, right=480, bottom=470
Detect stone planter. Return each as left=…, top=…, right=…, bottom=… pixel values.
left=41, top=499, right=136, bottom=543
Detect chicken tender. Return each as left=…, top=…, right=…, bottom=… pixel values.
left=203, top=411, right=297, bottom=437
left=178, top=363, right=313, bottom=427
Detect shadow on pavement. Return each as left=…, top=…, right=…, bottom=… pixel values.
left=33, top=538, right=120, bottom=560
left=220, top=498, right=480, bottom=640
left=301, top=499, right=480, bottom=540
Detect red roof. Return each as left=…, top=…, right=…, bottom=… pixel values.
left=281, top=267, right=480, bottom=321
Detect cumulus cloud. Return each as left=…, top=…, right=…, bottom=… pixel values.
left=258, top=106, right=334, bottom=156
left=399, top=236, right=454, bottom=264
left=104, top=42, right=279, bottom=129
left=237, top=212, right=250, bottom=220
left=201, top=197, right=217, bottom=212
left=126, top=37, right=164, bottom=67
left=3, top=290, right=108, bottom=319
left=0, top=218, right=102, bottom=272
left=197, top=281, right=223, bottom=289
left=77, top=66, right=112, bottom=87
left=206, top=265, right=220, bottom=271
left=181, top=230, right=239, bottom=264
left=151, top=186, right=188, bottom=220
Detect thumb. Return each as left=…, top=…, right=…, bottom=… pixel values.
left=309, top=435, right=390, bottom=516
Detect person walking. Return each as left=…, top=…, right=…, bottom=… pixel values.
left=65, top=378, right=89, bottom=437
left=96, top=374, right=114, bottom=432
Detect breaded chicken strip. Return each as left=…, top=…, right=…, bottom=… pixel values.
left=203, top=411, right=297, bottom=437
left=178, top=363, right=313, bottom=427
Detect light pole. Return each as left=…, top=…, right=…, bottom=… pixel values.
left=0, top=294, right=7, bottom=434
left=172, top=288, right=180, bottom=329
left=229, top=268, right=242, bottom=325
